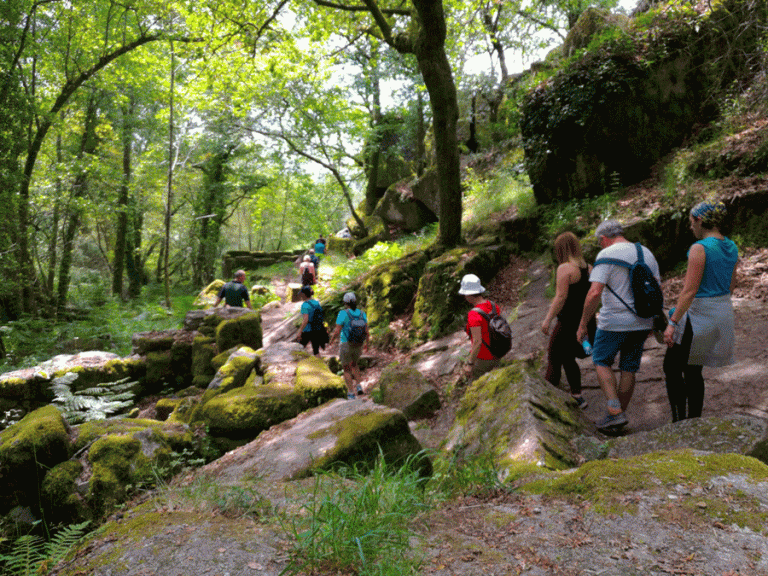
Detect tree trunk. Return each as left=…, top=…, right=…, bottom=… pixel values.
left=113, top=97, right=135, bottom=298
left=57, top=94, right=99, bottom=314
left=411, top=0, right=461, bottom=248
left=47, top=135, right=62, bottom=295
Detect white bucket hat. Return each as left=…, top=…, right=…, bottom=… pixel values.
left=458, top=274, right=485, bottom=295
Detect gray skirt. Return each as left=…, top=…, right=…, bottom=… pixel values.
left=671, top=295, right=734, bottom=367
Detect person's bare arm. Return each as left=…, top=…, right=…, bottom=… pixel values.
left=541, top=263, right=573, bottom=335
left=664, top=244, right=706, bottom=346
left=577, top=282, right=604, bottom=342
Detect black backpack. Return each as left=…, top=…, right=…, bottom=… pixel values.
left=345, top=310, right=368, bottom=344
left=301, top=265, right=314, bottom=285
left=471, top=302, right=513, bottom=359
left=308, top=301, right=325, bottom=331
left=594, top=242, right=663, bottom=319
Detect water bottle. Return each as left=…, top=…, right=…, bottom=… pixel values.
left=581, top=340, right=593, bottom=356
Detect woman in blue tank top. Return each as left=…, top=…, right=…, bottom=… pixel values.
left=662, top=202, right=739, bottom=421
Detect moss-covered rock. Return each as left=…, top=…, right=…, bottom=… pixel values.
left=202, top=347, right=259, bottom=404
left=215, top=311, right=262, bottom=352
left=377, top=363, right=440, bottom=420
left=0, top=405, right=72, bottom=514
left=194, top=279, right=225, bottom=309
left=88, top=434, right=155, bottom=518
left=521, top=0, right=767, bottom=204
left=131, top=330, right=178, bottom=356
left=192, top=335, right=217, bottom=388
left=41, top=460, right=89, bottom=525
left=361, top=251, right=429, bottom=329
left=145, top=350, right=173, bottom=392
left=74, top=418, right=193, bottom=454
left=445, top=361, right=594, bottom=475
left=196, top=383, right=304, bottom=442
left=295, top=356, right=346, bottom=407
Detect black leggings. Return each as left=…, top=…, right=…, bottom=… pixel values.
left=663, top=319, right=705, bottom=422
left=545, top=320, right=581, bottom=395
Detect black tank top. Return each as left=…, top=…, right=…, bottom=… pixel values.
left=557, top=266, right=590, bottom=327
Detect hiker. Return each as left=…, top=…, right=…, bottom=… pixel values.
left=329, top=292, right=368, bottom=399
left=662, top=201, right=738, bottom=422
left=296, top=286, right=328, bottom=357
left=314, top=235, right=327, bottom=256
left=576, top=220, right=661, bottom=431
left=298, top=255, right=316, bottom=286
left=459, top=274, right=503, bottom=382
left=541, top=232, right=596, bottom=409
left=308, top=248, right=320, bottom=272
left=213, top=270, right=253, bottom=309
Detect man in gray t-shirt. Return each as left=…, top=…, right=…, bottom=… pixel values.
left=577, top=220, right=660, bottom=431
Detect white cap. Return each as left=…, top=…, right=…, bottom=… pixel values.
left=458, top=274, right=485, bottom=295
left=343, top=292, right=356, bottom=304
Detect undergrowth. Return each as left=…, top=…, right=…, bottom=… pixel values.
left=0, top=521, right=90, bottom=576
left=280, top=453, right=431, bottom=576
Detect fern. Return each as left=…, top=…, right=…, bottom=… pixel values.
left=0, top=521, right=90, bottom=576
left=51, top=373, right=137, bottom=424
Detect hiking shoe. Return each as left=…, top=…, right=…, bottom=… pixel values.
left=573, top=396, right=588, bottom=410
left=356, top=384, right=364, bottom=396
left=347, top=393, right=356, bottom=400
left=596, top=411, right=627, bottom=430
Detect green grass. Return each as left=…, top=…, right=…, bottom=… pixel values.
left=461, top=164, right=536, bottom=229
left=280, top=454, right=430, bottom=576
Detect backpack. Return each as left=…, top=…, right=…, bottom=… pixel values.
left=308, top=301, right=325, bottom=331
left=345, top=310, right=368, bottom=344
left=471, top=302, right=513, bottom=359
left=301, top=264, right=314, bottom=286
left=593, top=242, right=663, bottom=319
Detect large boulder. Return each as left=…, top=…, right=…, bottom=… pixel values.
left=360, top=251, right=430, bottom=329
left=376, top=363, right=440, bottom=420
left=294, top=356, right=346, bottom=407
left=0, top=406, right=72, bottom=515
left=41, top=418, right=205, bottom=523
left=195, top=380, right=304, bottom=448
left=374, top=179, right=438, bottom=232
left=201, top=399, right=431, bottom=484
left=194, top=280, right=225, bottom=308
left=445, top=362, right=594, bottom=475
left=202, top=347, right=260, bottom=403
left=521, top=0, right=767, bottom=204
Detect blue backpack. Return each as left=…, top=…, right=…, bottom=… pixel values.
left=594, top=242, right=663, bottom=319
left=345, top=310, right=368, bottom=343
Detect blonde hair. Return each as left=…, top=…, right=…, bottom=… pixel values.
left=554, top=232, right=586, bottom=267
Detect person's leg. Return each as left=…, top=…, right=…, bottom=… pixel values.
left=663, top=344, right=686, bottom=422
left=342, top=365, right=356, bottom=397
left=309, top=332, right=321, bottom=356
left=615, top=330, right=649, bottom=413
left=684, top=364, right=705, bottom=418
left=591, top=329, right=620, bottom=411
left=595, top=364, right=619, bottom=410
left=617, top=371, right=636, bottom=412
left=544, top=322, right=563, bottom=387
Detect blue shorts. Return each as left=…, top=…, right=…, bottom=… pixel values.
left=592, top=329, right=649, bottom=373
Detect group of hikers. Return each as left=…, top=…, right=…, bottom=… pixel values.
left=461, top=202, right=738, bottom=432
left=216, top=201, right=738, bottom=431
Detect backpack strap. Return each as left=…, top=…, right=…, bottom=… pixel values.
left=593, top=249, right=640, bottom=316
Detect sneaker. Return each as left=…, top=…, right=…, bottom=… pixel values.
left=573, top=396, right=588, bottom=410
left=347, top=393, right=356, bottom=400
left=356, top=384, right=364, bottom=396
left=596, top=411, right=627, bottom=430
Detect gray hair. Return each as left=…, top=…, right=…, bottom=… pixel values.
left=594, top=220, right=624, bottom=239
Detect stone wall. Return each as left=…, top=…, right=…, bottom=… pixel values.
left=221, top=249, right=305, bottom=279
